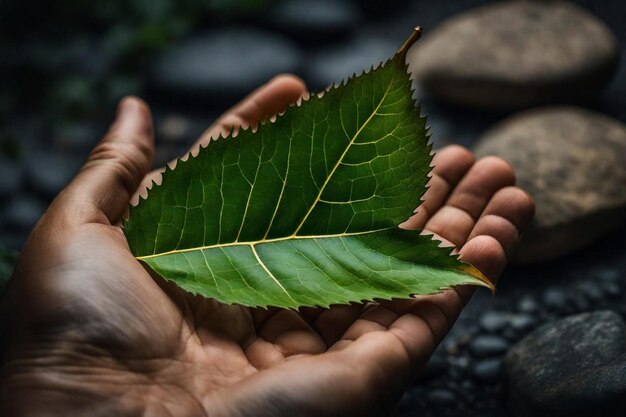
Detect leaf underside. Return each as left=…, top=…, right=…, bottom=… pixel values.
left=124, top=53, right=491, bottom=309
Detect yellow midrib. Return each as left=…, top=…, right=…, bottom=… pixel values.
left=135, top=228, right=392, bottom=260
left=291, top=79, right=394, bottom=236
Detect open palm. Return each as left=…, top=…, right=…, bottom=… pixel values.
left=0, top=76, right=533, bottom=416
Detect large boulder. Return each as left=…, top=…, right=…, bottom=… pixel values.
left=473, top=106, right=626, bottom=263
left=503, top=311, right=626, bottom=417
left=407, top=0, right=619, bottom=111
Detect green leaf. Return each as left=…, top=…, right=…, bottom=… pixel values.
left=124, top=28, right=492, bottom=308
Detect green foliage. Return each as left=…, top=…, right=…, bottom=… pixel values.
left=123, top=46, right=491, bottom=309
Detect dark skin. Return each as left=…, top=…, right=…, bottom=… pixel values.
left=0, top=75, right=534, bottom=416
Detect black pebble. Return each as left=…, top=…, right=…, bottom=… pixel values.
left=469, top=335, right=511, bottom=358
left=542, top=288, right=568, bottom=312
left=517, top=296, right=540, bottom=314
left=479, top=311, right=510, bottom=333
left=426, top=388, right=457, bottom=405
left=472, top=358, right=502, bottom=383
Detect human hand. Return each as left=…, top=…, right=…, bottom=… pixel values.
left=0, top=75, right=534, bottom=416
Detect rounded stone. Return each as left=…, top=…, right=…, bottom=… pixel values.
left=469, top=335, right=511, bottom=358
left=426, top=388, right=457, bottom=406
left=474, top=107, right=626, bottom=263
left=504, top=311, right=626, bottom=417
left=569, top=294, right=591, bottom=313
left=306, top=37, right=397, bottom=89
left=267, top=0, right=362, bottom=43
left=542, top=288, right=568, bottom=312
left=517, top=296, right=540, bottom=314
left=479, top=311, right=510, bottom=333
left=602, top=281, right=622, bottom=298
left=508, top=314, right=537, bottom=334
left=157, top=114, right=197, bottom=144
left=472, top=358, right=502, bottom=383
left=576, top=282, right=605, bottom=303
left=151, top=28, right=302, bottom=105
left=407, top=0, right=619, bottom=111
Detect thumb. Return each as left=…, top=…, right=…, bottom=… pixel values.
left=63, top=96, right=154, bottom=225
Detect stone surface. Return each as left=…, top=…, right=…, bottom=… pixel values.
left=157, top=114, right=197, bottom=144
left=508, top=314, right=536, bottom=334
left=474, top=107, right=626, bottom=263
left=426, top=388, right=457, bottom=405
left=306, top=37, right=397, bottom=89
left=267, top=0, right=362, bottom=43
left=479, top=311, right=510, bottom=333
left=542, top=288, right=568, bottom=312
left=516, top=296, right=540, bottom=314
left=408, top=0, right=619, bottom=111
left=472, top=358, right=502, bottom=383
left=504, top=311, right=626, bottom=417
left=151, top=28, right=302, bottom=105
left=469, top=335, right=511, bottom=358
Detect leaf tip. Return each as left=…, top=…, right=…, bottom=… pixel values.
left=458, top=264, right=496, bottom=293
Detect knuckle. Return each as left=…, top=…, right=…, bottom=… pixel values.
left=87, top=139, right=151, bottom=195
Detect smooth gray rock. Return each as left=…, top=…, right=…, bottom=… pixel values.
left=268, top=0, right=362, bottom=43
left=474, top=107, right=626, bottom=263
left=472, top=358, right=502, bottom=383
left=426, top=388, right=457, bottom=405
left=504, top=311, right=626, bottom=417
left=542, top=288, right=568, bottom=312
left=306, top=37, right=396, bottom=89
left=151, top=28, right=302, bottom=105
left=469, top=335, right=511, bottom=358
left=408, top=0, right=619, bottom=111
left=479, top=311, right=510, bottom=333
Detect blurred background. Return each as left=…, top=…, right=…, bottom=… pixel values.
left=1, top=0, right=625, bottom=416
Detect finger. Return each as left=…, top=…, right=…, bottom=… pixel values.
left=303, top=304, right=364, bottom=347
left=135, top=75, right=307, bottom=202
left=59, top=97, right=154, bottom=225
left=210, top=336, right=413, bottom=417
left=467, top=186, right=535, bottom=259
left=424, top=156, right=516, bottom=247
left=351, top=235, right=510, bottom=388
left=201, top=74, right=308, bottom=144
left=401, top=145, right=475, bottom=230
left=251, top=309, right=326, bottom=368
left=339, top=304, right=399, bottom=342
